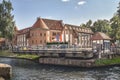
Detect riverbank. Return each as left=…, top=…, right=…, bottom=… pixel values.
left=1, top=50, right=120, bottom=68
left=0, top=50, right=40, bottom=61
left=0, top=57, right=119, bottom=80
left=94, top=57, right=120, bottom=66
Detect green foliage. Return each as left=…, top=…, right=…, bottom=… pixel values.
left=80, top=2, right=120, bottom=43
left=92, top=19, right=112, bottom=35
left=95, top=57, right=120, bottom=66
left=108, top=2, right=120, bottom=42
left=86, top=20, right=92, bottom=28
left=117, top=2, right=120, bottom=17
left=0, top=0, right=15, bottom=40
left=17, top=54, right=39, bottom=60
left=0, top=50, right=15, bottom=56
left=80, top=19, right=112, bottom=37
left=47, top=42, right=68, bottom=45
left=80, top=23, right=86, bottom=28
left=110, top=15, right=120, bottom=42
left=0, top=50, right=39, bottom=60
left=80, top=19, right=92, bottom=28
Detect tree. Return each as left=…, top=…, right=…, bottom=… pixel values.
left=92, top=19, right=112, bottom=35
left=109, top=2, right=120, bottom=43
left=86, top=20, right=92, bottom=28
left=117, top=2, right=120, bottom=17
left=0, top=0, right=15, bottom=40
left=80, top=23, right=86, bottom=28
left=110, top=15, right=120, bottom=42
left=80, top=20, right=92, bottom=28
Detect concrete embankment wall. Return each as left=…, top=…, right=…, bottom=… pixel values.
left=39, top=58, right=95, bottom=67
left=0, top=63, right=12, bottom=80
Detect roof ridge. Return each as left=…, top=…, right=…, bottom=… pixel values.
left=42, top=18, right=62, bottom=21
left=18, top=27, right=31, bottom=31
left=91, top=32, right=111, bottom=40
left=32, top=17, right=49, bottom=30
left=65, top=24, right=80, bottom=27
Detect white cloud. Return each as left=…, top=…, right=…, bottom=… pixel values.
left=61, top=0, right=70, bottom=2
left=78, top=1, right=86, bottom=5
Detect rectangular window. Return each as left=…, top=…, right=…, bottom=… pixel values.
left=40, top=33, right=42, bottom=36
left=32, top=33, right=34, bottom=36
left=32, top=40, right=34, bottom=44
left=44, top=40, right=46, bottom=43
left=44, top=33, right=46, bottom=36
left=52, top=32, right=56, bottom=36
left=36, top=40, right=37, bottom=43
left=40, top=40, right=42, bottom=44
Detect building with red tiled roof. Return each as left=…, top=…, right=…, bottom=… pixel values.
left=16, top=17, right=64, bottom=47
left=91, top=32, right=111, bottom=40
left=15, top=17, right=93, bottom=48
left=61, top=24, right=93, bottom=48
left=32, top=18, right=49, bottom=30
left=16, top=27, right=31, bottom=46
left=42, top=18, right=63, bottom=30
left=91, top=32, right=111, bottom=58
left=29, top=17, right=49, bottom=46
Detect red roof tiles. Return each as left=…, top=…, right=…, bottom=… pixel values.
left=32, top=17, right=63, bottom=30
left=91, top=32, right=111, bottom=40
left=42, top=18, right=63, bottom=30
left=17, top=27, right=31, bottom=35
left=32, top=17, right=49, bottom=30
left=65, top=24, right=93, bottom=34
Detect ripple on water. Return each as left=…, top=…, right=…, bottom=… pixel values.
left=0, top=58, right=120, bottom=80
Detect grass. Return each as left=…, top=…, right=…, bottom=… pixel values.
left=0, top=50, right=15, bottom=57
left=95, top=56, right=120, bottom=66
left=1, top=50, right=120, bottom=66
left=0, top=50, right=39, bottom=60
left=16, top=54, right=39, bottom=59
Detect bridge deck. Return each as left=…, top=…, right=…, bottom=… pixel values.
left=12, top=48, right=93, bottom=58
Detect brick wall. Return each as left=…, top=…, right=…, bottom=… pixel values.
left=29, top=28, right=48, bottom=46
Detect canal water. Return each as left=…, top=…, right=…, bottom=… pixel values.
left=0, top=58, right=120, bottom=80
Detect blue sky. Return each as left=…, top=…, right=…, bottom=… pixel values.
left=10, top=0, right=120, bottom=29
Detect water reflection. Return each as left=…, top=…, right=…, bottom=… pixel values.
left=0, top=58, right=120, bottom=80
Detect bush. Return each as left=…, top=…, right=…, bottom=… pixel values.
left=46, top=42, right=68, bottom=45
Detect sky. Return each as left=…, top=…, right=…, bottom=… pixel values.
left=10, top=0, right=120, bottom=29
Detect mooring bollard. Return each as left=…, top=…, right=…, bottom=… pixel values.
left=0, top=63, right=12, bottom=80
